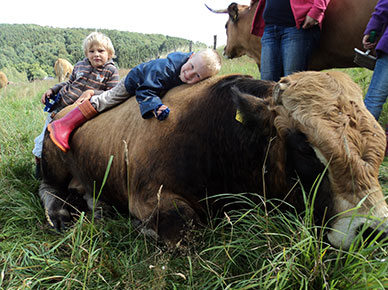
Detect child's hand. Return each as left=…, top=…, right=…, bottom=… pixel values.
left=154, top=104, right=170, bottom=121
left=76, top=89, right=94, bottom=105
left=41, top=89, right=54, bottom=104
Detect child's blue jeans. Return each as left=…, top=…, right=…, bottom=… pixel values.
left=260, top=24, right=320, bottom=82
left=32, top=114, right=53, bottom=158
left=364, top=52, right=388, bottom=120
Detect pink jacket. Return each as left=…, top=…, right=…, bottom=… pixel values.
left=251, top=0, right=330, bottom=37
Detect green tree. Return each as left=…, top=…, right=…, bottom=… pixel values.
left=0, top=23, right=206, bottom=75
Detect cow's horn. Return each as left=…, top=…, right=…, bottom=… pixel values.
left=204, top=4, right=228, bottom=14
left=278, top=83, right=288, bottom=91
left=273, top=83, right=288, bottom=104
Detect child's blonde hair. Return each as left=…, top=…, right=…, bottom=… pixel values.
left=195, top=49, right=222, bottom=77
left=83, top=32, right=115, bottom=59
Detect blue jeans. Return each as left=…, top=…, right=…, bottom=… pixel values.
left=364, top=53, right=388, bottom=120
left=32, top=114, right=53, bottom=158
left=260, top=25, right=320, bottom=81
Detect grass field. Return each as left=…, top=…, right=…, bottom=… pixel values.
left=1, top=55, right=388, bottom=289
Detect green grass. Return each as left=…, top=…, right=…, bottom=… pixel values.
left=1, top=58, right=388, bottom=289
left=218, top=54, right=260, bottom=78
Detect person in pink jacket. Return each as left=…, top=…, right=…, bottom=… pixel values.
left=250, top=0, right=330, bottom=81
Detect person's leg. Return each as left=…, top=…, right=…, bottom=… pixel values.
left=32, top=114, right=53, bottom=178
left=32, top=114, right=53, bottom=159
left=364, top=53, right=388, bottom=120
left=282, top=26, right=320, bottom=76
left=48, top=100, right=97, bottom=152
left=260, top=25, right=282, bottom=81
left=48, top=79, right=131, bottom=152
left=90, top=78, right=131, bottom=112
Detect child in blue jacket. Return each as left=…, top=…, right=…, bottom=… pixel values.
left=363, top=0, right=388, bottom=121
left=47, top=49, right=222, bottom=152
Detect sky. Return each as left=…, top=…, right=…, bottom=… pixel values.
left=2, top=0, right=250, bottom=47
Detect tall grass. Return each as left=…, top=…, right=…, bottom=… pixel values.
left=1, top=59, right=388, bottom=289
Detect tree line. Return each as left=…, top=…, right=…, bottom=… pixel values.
left=0, top=24, right=205, bottom=81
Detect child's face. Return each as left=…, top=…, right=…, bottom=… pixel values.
left=179, top=54, right=211, bottom=84
left=87, top=44, right=110, bottom=68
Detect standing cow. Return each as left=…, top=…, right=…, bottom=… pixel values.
left=0, top=71, right=8, bottom=89
left=54, top=58, right=73, bottom=82
left=0, top=71, right=9, bottom=98
left=39, top=72, right=388, bottom=249
left=207, top=0, right=378, bottom=70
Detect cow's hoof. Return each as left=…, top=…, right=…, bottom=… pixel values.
left=45, top=208, right=71, bottom=231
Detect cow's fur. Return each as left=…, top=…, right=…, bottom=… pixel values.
left=0, top=71, right=8, bottom=89
left=39, top=72, right=388, bottom=249
left=213, top=0, right=377, bottom=70
left=54, top=58, right=73, bottom=82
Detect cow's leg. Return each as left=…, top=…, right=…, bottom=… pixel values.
left=67, top=177, right=109, bottom=220
left=48, top=100, right=98, bottom=152
left=81, top=192, right=111, bottom=220
left=39, top=182, right=72, bottom=231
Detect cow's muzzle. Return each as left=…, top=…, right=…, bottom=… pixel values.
left=328, top=215, right=388, bottom=249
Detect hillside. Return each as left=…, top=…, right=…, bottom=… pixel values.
left=0, top=24, right=206, bottom=80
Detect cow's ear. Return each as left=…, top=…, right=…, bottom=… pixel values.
left=231, top=86, right=270, bottom=127
left=228, top=3, right=239, bottom=22
left=273, top=81, right=289, bottom=105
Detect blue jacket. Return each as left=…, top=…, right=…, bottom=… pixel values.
left=124, top=52, right=192, bottom=118
left=364, top=0, right=388, bottom=57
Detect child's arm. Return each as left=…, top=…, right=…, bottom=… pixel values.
left=134, top=64, right=179, bottom=119
left=132, top=54, right=189, bottom=120
left=154, top=104, right=168, bottom=116
left=153, top=104, right=170, bottom=120
left=41, top=89, right=54, bottom=104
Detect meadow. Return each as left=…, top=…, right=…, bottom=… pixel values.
left=1, top=55, right=388, bottom=289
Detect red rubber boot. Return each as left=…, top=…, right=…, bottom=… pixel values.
left=47, top=100, right=97, bottom=152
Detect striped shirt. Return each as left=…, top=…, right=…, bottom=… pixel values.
left=51, top=58, right=119, bottom=109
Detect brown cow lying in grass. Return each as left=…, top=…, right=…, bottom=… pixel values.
left=39, top=71, right=388, bottom=249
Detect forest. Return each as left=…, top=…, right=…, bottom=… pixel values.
left=0, top=23, right=205, bottom=81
